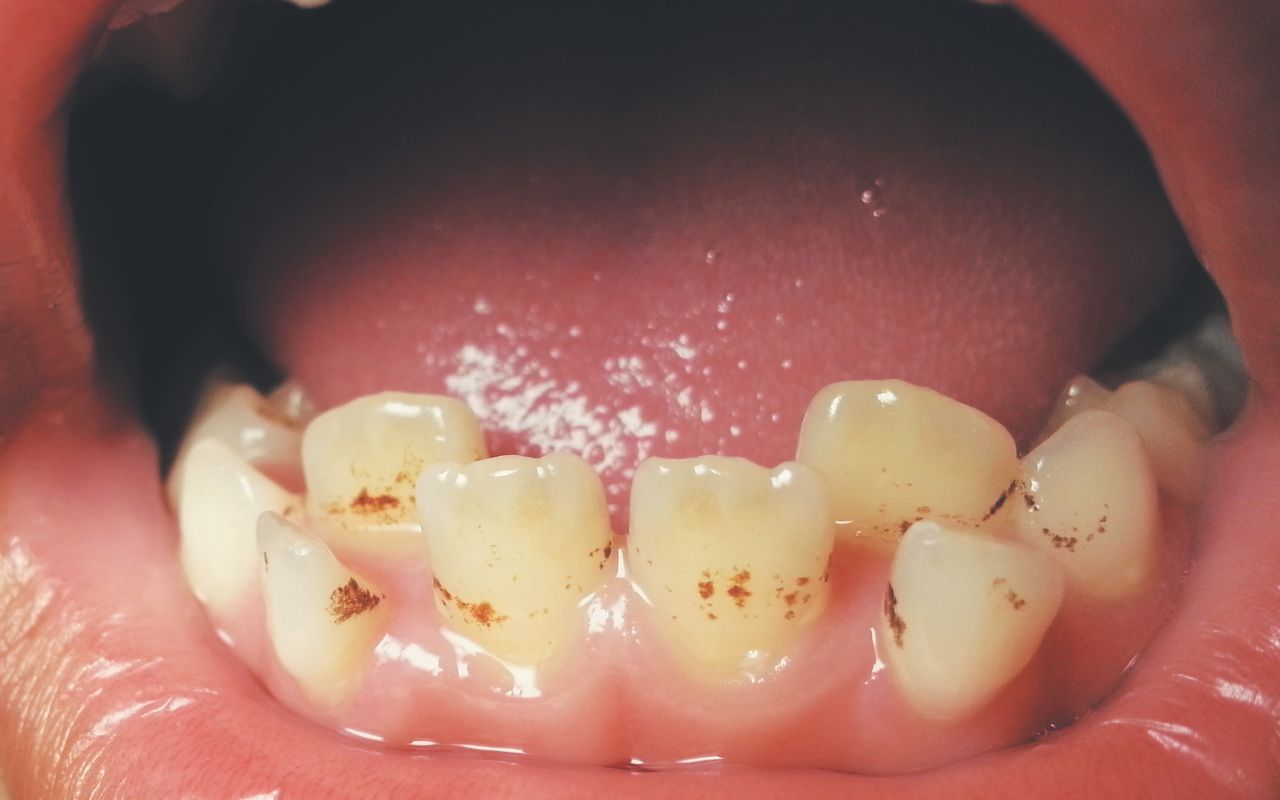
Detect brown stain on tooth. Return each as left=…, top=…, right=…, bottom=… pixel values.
left=726, top=569, right=752, bottom=608
left=328, top=578, right=382, bottom=623
left=884, top=583, right=907, bottom=648
left=350, top=488, right=401, bottom=514
left=698, top=580, right=715, bottom=599
left=433, top=577, right=508, bottom=627
left=982, top=480, right=1018, bottom=521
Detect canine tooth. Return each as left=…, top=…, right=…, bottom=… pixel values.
left=883, top=520, right=1063, bottom=721
left=1016, top=410, right=1158, bottom=599
left=628, top=457, right=834, bottom=677
left=303, top=392, right=487, bottom=529
left=258, top=512, right=389, bottom=706
left=416, top=454, right=613, bottom=665
left=796, top=380, right=1018, bottom=547
left=167, top=381, right=309, bottom=508
left=178, top=439, right=300, bottom=617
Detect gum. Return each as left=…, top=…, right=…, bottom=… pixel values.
left=215, top=500, right=1188, bottom=773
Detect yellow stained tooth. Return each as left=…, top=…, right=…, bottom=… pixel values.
left=303, top=392, right=487, bottom=530
left=417, top=453, right=613, bottom=666
left=177, top=438, right=300, bottom=618
left=882, top=520, right=1063, bottom=721
left=796, top=380, right=1018, bottom=548
left=628, top=456, right=834, bottom=679
left=1017, top=410, right=1158, bottom=599
left=257, top=512, right=389, bottom=707
left=167, top=381, right=310, bottom=509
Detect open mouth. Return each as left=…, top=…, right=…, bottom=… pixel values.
left=2, top=0, right=1279, bottom=797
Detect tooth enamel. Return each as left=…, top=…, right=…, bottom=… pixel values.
left=796, top=380, right=1019, bottom=547
left=1106, top=380, right=1210, bottom=504
left=1038, top=375, right=1208, bottom=505
left=303, top=392, right=488, bottom=529
left=1016, top=410, right=1158, bottom=599
left=166, top=381, right=311, bottom=508
left=265, top=380, right=317, bottom=426
left=416, top=453, right=613, bottom=665
left=1038, top=374, right=1110, bottom=445
left=177, top=439, right=300, bottom=617
left=257, top=512, right=389, bottom=706
left=882, top=520, right=1064, bottom=721
left=628, top=456, right=834, bottom=677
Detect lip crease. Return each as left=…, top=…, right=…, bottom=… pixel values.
left=1, top=1, right=1279, bottom=798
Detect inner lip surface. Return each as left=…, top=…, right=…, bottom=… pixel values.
left=3, top=0, right=1280, bottom=797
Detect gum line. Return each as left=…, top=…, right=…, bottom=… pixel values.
left=213, top=502, right=1188, bottom=772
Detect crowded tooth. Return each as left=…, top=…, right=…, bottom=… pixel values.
left=1039, top=375, right=1208, bottom=504
left=176, top=439, right=300, bottom=618
left=628, top=457, right=834, bottom=678
left=1106, top=380, right=1211, bottom=504
left=303, top=392, right=488, bottom=530
left=416, top=454, right=614, bottom=665
left=258, top=512, right=389, bottom=707
left=1016, top=410, right=1158, bottom=599
left=166, top=380, right=312, bottom=508
left=883, top=520, right=1064, bottom=721
left=796, top=380, right=1018, bottom=548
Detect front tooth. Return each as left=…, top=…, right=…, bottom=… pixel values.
left=883, top=520, right=1064, bottom=721
left=796, top=380, right=1018, bottom=548
left=628, top=457, right=834, bottom=677
left=177, top=439, right=300, bottom=617
left=416, top=453, right=613, bottom=665
left=257, top=512, right=389, bottom=706
left=166, top=380, right=311, bottom=508
left=303, top=392, right=488, bottom=529
left=1016, top=410, right=1158, bottom=599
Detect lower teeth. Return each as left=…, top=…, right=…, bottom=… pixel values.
left=166, top=342, right=1223, bottom=765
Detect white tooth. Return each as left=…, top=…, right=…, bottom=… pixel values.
left=628, top=456, right=834, bottom=677
left=177, top=439, right=300, bottom=617
left=167, top=381, right=310, bottom=508
left=303, top=392, right=487, bottom=530
left=1107, top=380, right=1210, bottom=504
left=1016, top=410, right=1158, bottom=599
left=257, top=512, right=389, bottom=707
left=416, top=453, right=613, bottom=665
left=796, top=380, right=1019, bottom=548
left=883, top=520, right=1064, bottom=721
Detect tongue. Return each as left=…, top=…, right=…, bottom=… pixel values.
left=217, top=2, right=1189, bottom=526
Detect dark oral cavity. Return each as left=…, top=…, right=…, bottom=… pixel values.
left=2, top=0, right=1280, bottom=798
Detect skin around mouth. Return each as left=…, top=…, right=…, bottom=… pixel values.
left=2, top=0, right=1280, bottom=798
